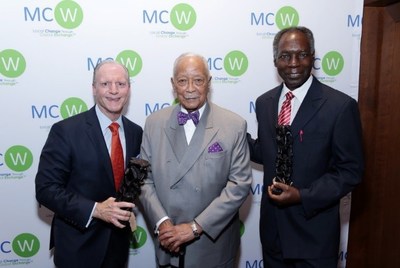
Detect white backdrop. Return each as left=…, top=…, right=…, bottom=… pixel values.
left=0, top=1, right=363, bottom=267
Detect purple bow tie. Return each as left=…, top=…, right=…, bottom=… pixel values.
left=177, top=111, right=200, bottom=126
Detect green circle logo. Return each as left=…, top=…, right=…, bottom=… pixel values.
left=172, top=98, right=180, bottom=105
left=170, top=3, right=196, bottom=31
left=54, top=0, right=84, bottom=29
left=12, top=233, right=40, bottom=258
left=116, top=50, right=143, bottom=77
left=60, top=97, right=88, bottom=119
left=130, top=226, right=147, bottom=249
left=322, top=51, right=344, bottom=76
left=4, top=145, right=33, bottom=172
left=240, top=220, right=245, bottom=237
left=0, top=49, right=26, bottom=78
left=224, top=50, right=248, bottom=77
left=275, top=6, right=299, bottom=30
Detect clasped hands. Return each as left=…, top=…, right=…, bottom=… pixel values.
left=93, top=197, right=135, bottom=229
left=158, top=219, right=201, bottom=253
left=268, top=180, right=301, bottom=206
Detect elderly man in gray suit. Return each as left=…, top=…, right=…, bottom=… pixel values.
left=139, top=52, right=253, bottom=268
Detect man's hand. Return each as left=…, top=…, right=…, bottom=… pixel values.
left=268, top=180, right=301, bottom=206
left=93, top=197, right=134, bottom=228
left=158, top=220, right=202, bottom=253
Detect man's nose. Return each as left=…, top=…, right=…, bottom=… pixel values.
left=288, top=55, right=300, bottom=66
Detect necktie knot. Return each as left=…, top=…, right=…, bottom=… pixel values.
left=278, top=91, right=295, bottom=126
left=109, top=122, right=120, bottom=134
left=177, top=110, right=200, bottom=126
left=285, top=91, right=294, bottom=101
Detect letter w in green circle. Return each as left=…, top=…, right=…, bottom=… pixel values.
left=322, top=51, right=344, bottom=76
left=54, top=0, right=84, bottom=29
left=116, top=50, right=143, bottom=77
left=12, top=233, right=40, bottom=258
left=170, top=3, right=196, bottom=31
left=131, top=226, right=147, bottom=249
left=224, top=51, right=248, bottom=77
left=5, top=145, right=33, bottom=172
left=0, top=49, right=26, bottom=78
left=275, top=6, right=299, bottom=30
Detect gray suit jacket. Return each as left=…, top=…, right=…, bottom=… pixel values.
left=139, top=102, right=252, bottom=267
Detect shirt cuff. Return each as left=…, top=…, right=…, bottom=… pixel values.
left=154, top=216, right=170, bottom=235
left=85, top=202, right=97, bottom=228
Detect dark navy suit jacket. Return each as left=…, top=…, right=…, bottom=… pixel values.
left=248, top=76, right=364, bottom=259
left=35, top=106, right=142, bottom=268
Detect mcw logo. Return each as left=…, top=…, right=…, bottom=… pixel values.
left=4, top=145, right=33, bottom=172
left=12, top=233, right=40, bottom=257
left=224, top=50, right=249, bottom=77
left=0, top=49, right=26, bottom=78
left=322, top=51, right=344, bottom=76
left=54, top=0, right=83, bottom=29
left=170, top=3, right=196, bottom=31
left=1, top=233, right=40, bottom=257
left=130, top=226, right=147, bottom=249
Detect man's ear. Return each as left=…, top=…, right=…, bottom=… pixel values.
left=170, top=78, right=176, bottom=92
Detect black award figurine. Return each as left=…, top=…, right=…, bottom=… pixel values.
left=116, top=157, right=150, bottom=226
left=272, top=125, right=294, bottom=195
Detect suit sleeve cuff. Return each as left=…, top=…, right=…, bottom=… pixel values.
left=85, top=202, right=97, bottom=228
left=154, top=216, right=170, bottom=235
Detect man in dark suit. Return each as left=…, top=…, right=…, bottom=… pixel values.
left=139, top=53, right=252, bottom=267
left=35, top=60, right=143, bottom=268
left=247, top=26, right=364, bottom=267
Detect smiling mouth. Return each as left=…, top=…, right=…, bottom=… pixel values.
left=184, top=96, right=199, bottom=100
left=287, top=73, right=301, bottom=78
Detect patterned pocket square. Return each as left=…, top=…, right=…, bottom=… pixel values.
left=208, top=142, right=223, bottom=153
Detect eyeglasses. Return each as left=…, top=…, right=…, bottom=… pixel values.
left=175, top=77, right=209, bottom=88
left=95, top=81, right=129, bottom=90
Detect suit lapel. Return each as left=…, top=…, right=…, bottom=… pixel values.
left=169, top=103, right=217, bottom=187
left=122, top=116, right=135, bottom=166
left=291, top=77, right=327, bottom=138
left=165, top=106, right=188, bottom=162
left=264, top=86, right=282, bottom=141
left=84, top=107, right=115, bottom=187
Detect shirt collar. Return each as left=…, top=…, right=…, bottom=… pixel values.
left=180, top=102, right=207, bottom=120
left=95, top=105, right=123, bottom=134
left=281, top=75, right=313, bottom=103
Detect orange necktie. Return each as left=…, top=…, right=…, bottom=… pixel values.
left=278, top=91, right=294, bottom=125
left=109, top=122, right=124, bottom=191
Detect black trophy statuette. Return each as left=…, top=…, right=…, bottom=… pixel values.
left=116, top=157, right=150, bottom=225
left=272, top=125, right=294, bottom=195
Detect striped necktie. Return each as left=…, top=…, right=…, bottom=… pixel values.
left=278, top=91, right=294, bottom=125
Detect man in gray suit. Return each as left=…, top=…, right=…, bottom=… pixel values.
left=139, top=52, right=253, bottom=267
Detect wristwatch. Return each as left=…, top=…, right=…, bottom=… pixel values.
left=191, top=221, right=200, bottom=238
